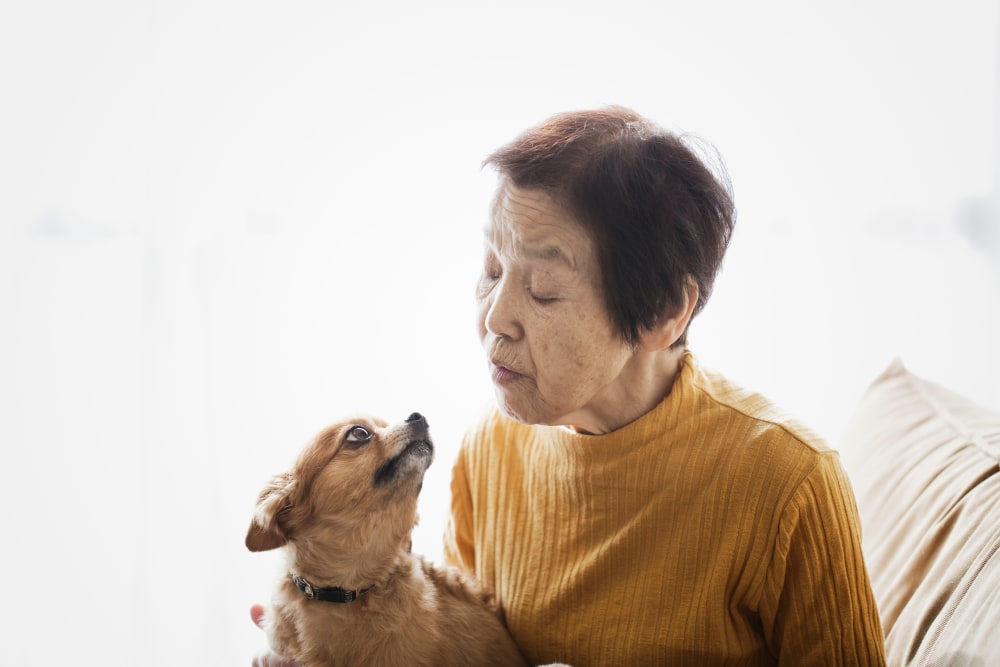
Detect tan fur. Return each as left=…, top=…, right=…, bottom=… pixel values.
left=246, top=414, right=528, bottom=667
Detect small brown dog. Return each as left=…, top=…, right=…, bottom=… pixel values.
left=246, top=412, right=528, bottom=667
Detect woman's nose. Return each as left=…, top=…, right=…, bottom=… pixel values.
left=481, top=279, right=523, bottom=341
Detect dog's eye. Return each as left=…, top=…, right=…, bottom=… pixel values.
left=345, top=426, right=373, bottom=444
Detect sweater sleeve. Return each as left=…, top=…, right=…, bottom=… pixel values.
left=444, top=441, right=476, bottom=574
left=760, top=453, right=886, bottom=665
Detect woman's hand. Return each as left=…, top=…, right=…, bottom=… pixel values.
left=250, top=604, right=301, bottom=667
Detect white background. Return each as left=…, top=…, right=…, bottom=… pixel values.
left=1, top=1, right=998, bottom=664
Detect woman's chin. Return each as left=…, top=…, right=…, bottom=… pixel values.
left=494, top=389, right=536, bottom=425
left=495, top=389, right=570, bottom=428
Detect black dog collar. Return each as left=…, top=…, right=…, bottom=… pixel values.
left=292, top=573, right=374, bottom=603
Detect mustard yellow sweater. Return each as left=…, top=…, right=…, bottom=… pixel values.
left=445, top=352, right=885, bottom=666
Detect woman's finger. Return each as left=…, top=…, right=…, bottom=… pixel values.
left=250, top=604, right=266, bottom=628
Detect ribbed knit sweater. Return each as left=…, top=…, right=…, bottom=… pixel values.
left=445, top=352, right=885, bottom=666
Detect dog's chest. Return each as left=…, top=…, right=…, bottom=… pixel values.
left=283, top=582, right=444, bottom=667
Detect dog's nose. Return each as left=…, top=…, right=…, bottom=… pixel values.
left=405, top=412, right=427, bottom=426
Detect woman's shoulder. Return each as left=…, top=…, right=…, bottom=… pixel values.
left=684, top=353, right=833, bottom=459
left=682, top=357, right=853, bottom=523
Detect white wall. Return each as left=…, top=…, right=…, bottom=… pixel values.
left=1, top=1, right=998, bottom=665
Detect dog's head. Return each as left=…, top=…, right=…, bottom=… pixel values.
left=245, top=412, right=434, bottom=553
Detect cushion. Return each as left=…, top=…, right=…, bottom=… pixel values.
left=840, top=359, right=1000, bottom=666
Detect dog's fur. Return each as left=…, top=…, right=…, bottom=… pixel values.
left=246, top=413, right=528, bottom=667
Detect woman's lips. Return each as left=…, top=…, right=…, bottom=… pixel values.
left=490, top=363, right=523, bottom=385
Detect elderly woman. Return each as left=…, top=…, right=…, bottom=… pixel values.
left=253, top=107, right=885, bottom=666
left=443, top=107, right=886, bottom=665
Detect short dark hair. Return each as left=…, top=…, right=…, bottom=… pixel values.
left=484, top=106, right=735, bottom=348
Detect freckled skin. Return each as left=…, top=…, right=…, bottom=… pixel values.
left=477, top=184, right=691, bottom=435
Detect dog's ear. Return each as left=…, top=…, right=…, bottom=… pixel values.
left=246, top=472, right=298, bottom=552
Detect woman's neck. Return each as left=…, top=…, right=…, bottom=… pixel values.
left=562, top=346, right=686, bottom=435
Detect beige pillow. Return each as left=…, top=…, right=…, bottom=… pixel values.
left=841, top=359, right=1000, bottom=666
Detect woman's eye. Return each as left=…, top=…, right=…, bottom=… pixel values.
left=528, top=288, right=557, bottom=304
left=476, top=267, right=501, bottom=299
left=482, top=252, right=502, bottom=281
left=346, top=426, right=373, bottom=444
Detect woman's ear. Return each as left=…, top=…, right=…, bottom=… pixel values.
left=640, top=276, right=700, bottom=352
left=245, top=472, right=298, bottom=552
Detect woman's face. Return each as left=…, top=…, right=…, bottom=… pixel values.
left=476, top=184, right=641, bottom=433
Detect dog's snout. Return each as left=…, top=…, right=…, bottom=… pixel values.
left=406, top=412, right=427, bottom=426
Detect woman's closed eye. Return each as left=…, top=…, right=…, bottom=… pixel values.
left=476, top=254, right=502, bottom=296
left=527, top=287, right=558, bottom=304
